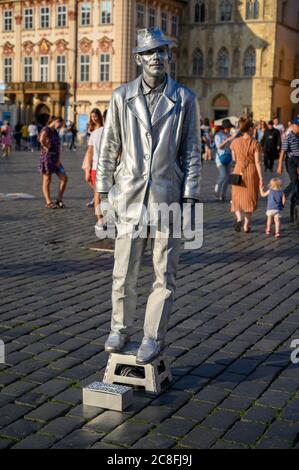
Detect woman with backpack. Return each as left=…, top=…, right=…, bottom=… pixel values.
left=214, top=119, right=237, bottom=201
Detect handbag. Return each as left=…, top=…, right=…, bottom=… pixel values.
left=229, top=139, right=252, bottom=186
left=219, top=149, right=232, bottom=165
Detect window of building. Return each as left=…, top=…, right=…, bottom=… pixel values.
left=136, top=3, right=145, bottom=27
left=171, top=15, right=178, bottom=36
left=4, top=57, right=12, bottom=82
left=246, top=0, right=259, bottom=20
left=40, top=7, right=50, bottom=28
left=4, top=11, right=13, bottom=31
left=24, top=57, right=33, bottom=82
left=149, top=8, right=156, bottom=28
left=56, top=56, right=66, bottom=82
left=80, top=55, right=90, bottom=81
left=57, top=5, right=67, bottom=27
left=220, top=0, right=233, bottom=22
left=81, top=3, right=91, bottom=26
left=195, top=0, right=206, bottom=23
left=161, top=12, right=168, bottom=33
left=282, top=0, right=287, bottom=23
left=217, top=48, right=229, bottom=76
left=101, top=0, right=112, bottom=24
left=244, top=47, right=256, bottom=76
left=100, top=54, right=110, bottom=82
left=24, top=8, right=34, bottom=29
left=40, top=56, right=49, bottom=81
left=192, top=49, right=204, bottom=76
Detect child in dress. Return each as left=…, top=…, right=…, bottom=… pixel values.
left=260, top=178, right=286, bottom=238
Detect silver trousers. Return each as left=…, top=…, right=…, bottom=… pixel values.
left=111, top=229, right=181, bottom=341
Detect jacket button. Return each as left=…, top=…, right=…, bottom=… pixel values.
left=143, top=175, right=148, bottom=180
left=144, top=154, right=150, bottom=160
left=146, top=133, right=151, bottom=138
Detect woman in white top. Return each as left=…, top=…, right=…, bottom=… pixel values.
left=82, top=108, right=104, bottom=221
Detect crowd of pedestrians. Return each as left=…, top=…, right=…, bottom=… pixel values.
left=1, top=108, right=298, bottom=239
left=204, top=115, right=299, bottom=236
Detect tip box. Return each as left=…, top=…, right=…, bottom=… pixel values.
left=82, top=381, right=133, bottom=411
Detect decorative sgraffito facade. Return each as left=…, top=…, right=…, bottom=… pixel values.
left=0, top=0, right=183, bottom=127
left=0, top=0, right=298, bottom=127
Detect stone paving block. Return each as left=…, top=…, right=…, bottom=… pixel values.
left=265, top=421, right=299, bottom=443
left=24, top=402, right=71, bottom=423
left=132, top=434, right=176, bottom=449
left=151, top=390, right=191, bottom=410
left=84, top=410, right=128, bottom=434
left=102, top=421, right=153, bottom=446
left=174, top=400, right=215, bottom=422
left=52, top=429, right=100, bottom=449
left=172, top=375, right=210, bottom=393
left=194, top=386, right=230, bottom=404
left=39, top=416, right=85, bottom=439
left=256, top=437, right=292, bottom=449
left=0, top=404, right=31, bottom=428
left=219, top=395, right=254, bottom=412
left=180, top=426, right=222, bottom=449
left=202, top=410, right=240, bottom=431
left=256, top=390, right=291, bottom=409
left=161, top=415, right=198, bottom=439
left=0, top=419, right=42, bottom=441
left=12, top=433, right=58, bottom=449
left=66, top=404, right=104, bottom=421
left=244, top=406, right=277, bottom=424
left=133, top=405, right=174, bottom=424
left=223, top=421, right=267, bottom=446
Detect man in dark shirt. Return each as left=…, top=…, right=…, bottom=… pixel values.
left=278, top=117, right=299, bottom=223
left=261, top=120, right=281, bottom=171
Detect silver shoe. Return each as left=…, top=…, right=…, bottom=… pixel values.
left=136, top=337, right=163, bottom=365
left=105, top=331, right=129, bottom=353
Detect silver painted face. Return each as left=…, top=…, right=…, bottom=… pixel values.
left=135, top=46, right=170, bottom=79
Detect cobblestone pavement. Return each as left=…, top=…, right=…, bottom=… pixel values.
left=0, top=148, right=298, bottom=450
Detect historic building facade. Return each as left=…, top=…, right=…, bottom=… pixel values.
left=0, top=0, right=298, bottom=127
left=179, top=0, right=299, bottom=122
left=0, top=0, right=183, bottom=127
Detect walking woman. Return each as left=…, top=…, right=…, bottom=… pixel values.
left=230, top=118, right=264, bottom=232
left=82, top=108, right=104, bottom=227
left=38, top=116, right=68, bottom=209
left=1, top=121, right=13, bottom=158
left=214, top=119, right=236, bottom=201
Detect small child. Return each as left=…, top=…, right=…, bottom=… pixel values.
left=260, top=178, right=286, bottom=238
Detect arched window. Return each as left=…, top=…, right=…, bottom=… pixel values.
left=192, top=49, right=204, bottom=76
left=194, top=0, right=205, bottom=23
left=217, top=48, right=229, bottom=76
left=244, top=47, right=256, bottom=76
left=220, top=0, right=233, bottom=22
left=246, top=0, right=259, bottom=20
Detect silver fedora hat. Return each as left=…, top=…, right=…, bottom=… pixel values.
left=133, top=26, right=173, bottom=54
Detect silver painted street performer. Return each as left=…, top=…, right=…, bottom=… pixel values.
left=96, top=27, right=202, bottom=364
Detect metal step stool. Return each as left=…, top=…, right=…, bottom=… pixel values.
left=103, top=342, right=172, bottom=394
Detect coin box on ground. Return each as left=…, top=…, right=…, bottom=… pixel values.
left=82, top=381, right=133, bottom=411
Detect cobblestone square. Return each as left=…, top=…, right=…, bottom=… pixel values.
left=0, top=149, right=298, bottom=449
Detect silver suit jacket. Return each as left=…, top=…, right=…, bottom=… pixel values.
left=96, top=74, right=201, bottom=226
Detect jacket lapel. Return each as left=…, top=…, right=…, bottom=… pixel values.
left=125, top=74, right=178, bottom=131
left=126, top=75, right=151, bottom=132
left=151, top=75, right=178, bottom=128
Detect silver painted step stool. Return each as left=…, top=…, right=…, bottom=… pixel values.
left=103, top=342, right=172, bottom=394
